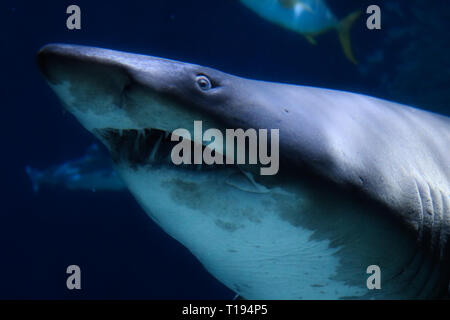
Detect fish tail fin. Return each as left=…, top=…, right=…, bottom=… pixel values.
left=25, top=166, right=42, bottom=193
left=337, top=10, right=361, bottom=65
left=305, top=35, right=317, bottom=45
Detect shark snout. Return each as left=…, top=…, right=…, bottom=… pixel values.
left=37, top=44, right=131, bottom=91
left=36, top=44, right=205, bottom=135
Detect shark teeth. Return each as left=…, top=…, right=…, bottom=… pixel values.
left=149, top=133, right=163, bottom=162
left=99, top=128, right=238, bottom=172
left=138, top=129, right=147, bottom=139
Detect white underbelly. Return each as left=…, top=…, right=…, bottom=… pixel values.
left=117, top=164, right=369, bottom=299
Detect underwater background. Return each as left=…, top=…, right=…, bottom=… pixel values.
left=1, top=0, right=449, bottom=299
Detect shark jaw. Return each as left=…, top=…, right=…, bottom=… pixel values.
left=38, top=44, right=439, bottom=299
left=96, top=127, right=374, bottom=300
left=97, top=126, right=417, bottom=300
left=62, top=109, right=366, bottom=300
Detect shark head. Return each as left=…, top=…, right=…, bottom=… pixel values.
left=37, top=44, right=309, bottom=298
left=37, top=44, right=282, bottom=137
left=38, top=44, right=228, bottom=134
left=37, top=44, right=449, bottom=299
left=37, top=44, right=285, bottom=172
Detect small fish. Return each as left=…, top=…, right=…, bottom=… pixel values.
left=240, top=0, right=361, bottom=64
left=26, top=144, right=126, bottom=193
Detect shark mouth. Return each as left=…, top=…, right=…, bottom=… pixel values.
left=95, top=128, right=270, bottom=193
left=95, top=128, right=232, bottom=171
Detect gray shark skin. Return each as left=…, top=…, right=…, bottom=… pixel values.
left=26, top=144, right=125, bottom=193
left=37, top=44, right=450, bottom=299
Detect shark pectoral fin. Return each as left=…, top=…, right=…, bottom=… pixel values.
left=305, top=35, right=317, bottom=45
left=337, top=10, right=361, bottom=65
left=226, top=170, right=270, bottom=194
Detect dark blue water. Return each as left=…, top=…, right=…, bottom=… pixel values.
left=1, top=0, right=449, bottom=299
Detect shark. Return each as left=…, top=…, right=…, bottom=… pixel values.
left=26, top=144, right=125, bottom=193
left=37, top=44, right=450, bottom=299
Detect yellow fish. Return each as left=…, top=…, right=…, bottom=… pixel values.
left=240, top=0, right=361, bottom=64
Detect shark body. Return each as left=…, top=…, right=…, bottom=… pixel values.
left=37, top=44, right=450, bottom=299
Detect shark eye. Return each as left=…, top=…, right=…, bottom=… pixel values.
left=196, top=75, right=212, bottom=91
